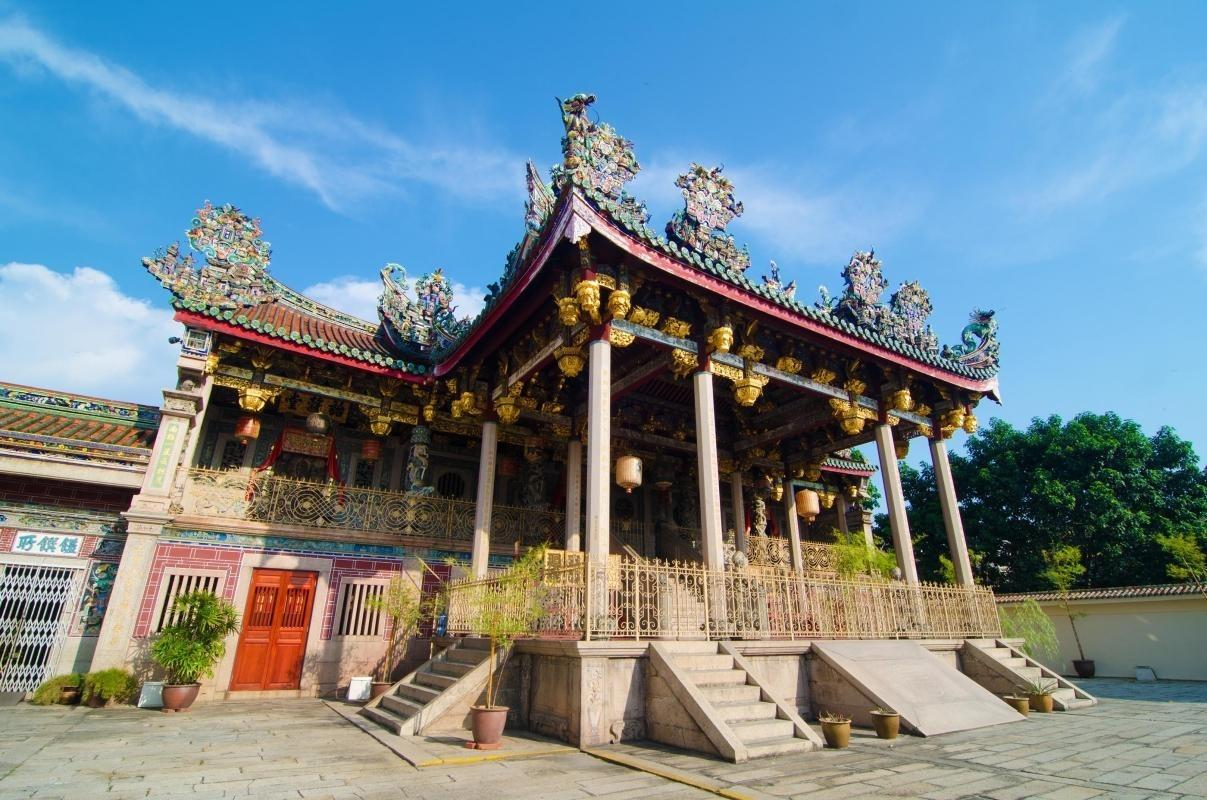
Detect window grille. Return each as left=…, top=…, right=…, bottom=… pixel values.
left=216, top=438, right=247, bottom=470
left=154, top=570, right=225, bottom=632
left=336, top=579, right=386, bottom=637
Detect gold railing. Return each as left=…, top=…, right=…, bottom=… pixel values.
left=445, top=564, right=586, bottom=639
left=181, top=468, right=564, bottom=545
left=444, top=555, right=1001, bottom=642
left=746, top=537, right=839, bottom=573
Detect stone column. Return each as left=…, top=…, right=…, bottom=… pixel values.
left=874, top=423, right=919, bottom=584
left=92, top=388, right=202, bottom=670
left=729, top=471, right=746, bottom=553
left=471, top=420, right=498, bottom=578
left=585, top=336, right=611, bottom=565
left=835, top=497, right=850, bottom=536
left=565, top=438, right=583, bottom=552
left=693, top=370, right=725, bottom=569
left=783, top=479, right=804, bottom=574
left=930, top=437, right=974, bottom=587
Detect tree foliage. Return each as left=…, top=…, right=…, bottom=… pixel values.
left=888, top=413, right=1207, bottom=592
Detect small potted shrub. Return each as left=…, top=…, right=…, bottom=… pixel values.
left=466, top=545, right=547, bottom=749
left=1002, top=694, right=1031, bottom=715
left=82, top=668, right=138, bottom=707
left=818, top=711, right=852, bottom=748
left=30, top=674, right=82, bottom=706
left=151, top=589, right=241, bottom=712
left=870, top=706, right=900, bottom=739
left=363, top=574, right=424, bottom=699
left=1023, top=677, right=1056, bottom=713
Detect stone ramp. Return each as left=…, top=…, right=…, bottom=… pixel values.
left=811, top=640, right=1024, bottom=736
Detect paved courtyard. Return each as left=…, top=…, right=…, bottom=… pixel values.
left=0, top=678, right=1203, bottom=800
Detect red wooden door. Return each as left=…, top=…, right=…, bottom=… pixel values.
left=230, top=569, right=317, bottom=691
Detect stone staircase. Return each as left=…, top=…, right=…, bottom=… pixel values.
left=649, top=642, right=821, bottom=761
left=361, top=637, right=493, bottom=736
left=964, top=639, right=1096, bottom=711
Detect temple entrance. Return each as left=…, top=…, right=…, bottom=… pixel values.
left=230, top=569, right=317, bottom=691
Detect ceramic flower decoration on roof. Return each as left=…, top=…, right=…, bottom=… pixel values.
left=667, top=163, right=751, bottom=272
left=142, top=202, right=278, bottom=309
left=378, top=264, right=472, bottom=357
left=551, top=93, right=641, bottom=201
left=525, top=161, right=556, bottom=231
left=761, top=260, right=797, bottom=300
left=885, top=281, right=938, bottom=352
left=942, top=309, right=999, bottom=369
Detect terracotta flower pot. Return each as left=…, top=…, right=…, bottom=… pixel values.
left=162, top=683, right=201, bottom=712
left=369, top=682, right=393, bottom=700
left=1004, top=695, right=1030, bottom=715
left=1072, top=659, right=1095, bottom=679
left=871, top=711, right=900, bottom=740
left=59, top=686, right=81, bottom=706
left=1029, top=693, right=1054, bottom=713
left=470, top=705, right=509, bottom=747
left=820, top=719, right=851, bottom=749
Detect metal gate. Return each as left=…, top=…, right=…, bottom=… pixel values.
left=0, top=562, right=85, bottom=692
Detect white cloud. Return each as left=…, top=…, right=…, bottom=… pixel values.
left=1062, top=16, right=1125, bottom=97
left=301, top=275, right=486, bottom=322
left=0, top=17, right=524, bottom=211
left=0, top=263, right=180, bottom=405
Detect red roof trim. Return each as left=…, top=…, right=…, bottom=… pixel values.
left=175, top=310, right=426, bottom=382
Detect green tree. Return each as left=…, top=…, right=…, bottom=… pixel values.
left=1155, top=532, right=1207, bottom=582
left=886, top=413, right=1207, bottom=592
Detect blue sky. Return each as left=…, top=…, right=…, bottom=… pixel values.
left=1, top=2, right=1205, bottom=465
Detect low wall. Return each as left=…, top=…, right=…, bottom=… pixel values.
left=1009, top=593, right=1207, bottom=681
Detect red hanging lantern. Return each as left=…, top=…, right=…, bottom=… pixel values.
left=360, top=438, right=383, bottom=462
left=234, top=414, right=261, bottom=444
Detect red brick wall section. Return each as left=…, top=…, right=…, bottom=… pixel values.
left=319, top=558, right=409, bottom=640
left=133, top=542, right=243, bottom=638
left=0, top=474, right=135, bottom=513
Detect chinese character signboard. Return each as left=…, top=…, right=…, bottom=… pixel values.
left=10, top=532, right=84, bottom=558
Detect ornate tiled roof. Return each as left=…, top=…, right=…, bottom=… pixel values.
left=821, top=454, right=876, bottom=475
left=0, top=382, right=159, bottom=466
left=143, top=97, right=1000, bottom=387
left=996, top=583, right=1207, bottom=603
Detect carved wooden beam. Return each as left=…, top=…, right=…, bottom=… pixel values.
left=491, top=331, right=568, bottom=400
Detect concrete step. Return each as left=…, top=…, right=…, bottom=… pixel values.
left=982, top=647, right=1014, bottom=660
left=1062, top=698, right=1095, bottom=710
left=686, top=669, right=747, bottom=686
left=381, top=694, right=424, bottom=718
left=730, top=718, right=795, bottom=743
left=1052, top=688, right=1076, bottom=701
left=699, top=683, right=762, bottom=704
left=743, top=736, right=814, bottom=759
left=1014, top=666, right=1041, bottom=682
left=361, top=705, right=406, bottom=735
left=458, top=637, right=492, bottom=651
left=999, top=657, right=1027, bottom=668
left=432, top=660, right=475, bottom=678
left=657, top=641, right=719, bottom=655
left=446, top=647, right=490, bottom=665
left=397, top=682, right=441, bottom=705
left=672, top=654, right=734, bottom=671
left=715, top=700, right=777, bottom=723
left=415, top=671, right=457, bottom=690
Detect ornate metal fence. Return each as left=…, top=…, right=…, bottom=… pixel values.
left=445, top=564, right=586, bottom=639
left=182, top=468, right=564, bottom=546
left=445, top=556, right=1001, bottom=642
left=747, top=537, right=839, bottom=574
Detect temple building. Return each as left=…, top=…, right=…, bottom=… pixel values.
left=2, top=94, right=1071, bottom=758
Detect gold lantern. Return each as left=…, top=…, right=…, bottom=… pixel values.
left=615, top=455, right=642, bottom=494
left=795, top=489, right=820, bottom=522
left=770, top=482, right=784, bottom=502
left=555, top=345, right=586, bottom=378
left=819, top=490, right=836, bottom=510
left=360, top=438, right=382, bottom=462
left=234, top=414, right=260, bottom=445
left=494, top=394, right=521, bottom=425
left=895, top=439, right=909, bottom=460
left=962, top=411, right=978, bottom=435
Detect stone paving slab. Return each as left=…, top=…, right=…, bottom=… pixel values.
left=0, top=678, right=1204, bottom=799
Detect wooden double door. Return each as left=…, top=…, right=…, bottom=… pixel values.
left=230, top=569, right=317, bottom=691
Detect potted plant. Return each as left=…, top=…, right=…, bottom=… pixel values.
left=1002, top=694, right=1030, bottom=715
left=870, top=706, right=900, bottom=739
left=30, top=674, right=82, bottom=706
left=1042, top=546, right=1093, bottom=677
left=818, top=711, right=852, bottom=748
left=151, top=589, right=241, bottom=712
left=363, top=574, right=424, bottom=699
left=82, top=668, right=138, bottom=707
left=1023, top=677, right=1057, bottom=713
left=466, top=545, right=547, bottom=749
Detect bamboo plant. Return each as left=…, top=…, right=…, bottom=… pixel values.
left=364, top=574, right=424, bottom=684
left=471, top=545, right=548, bottom=709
